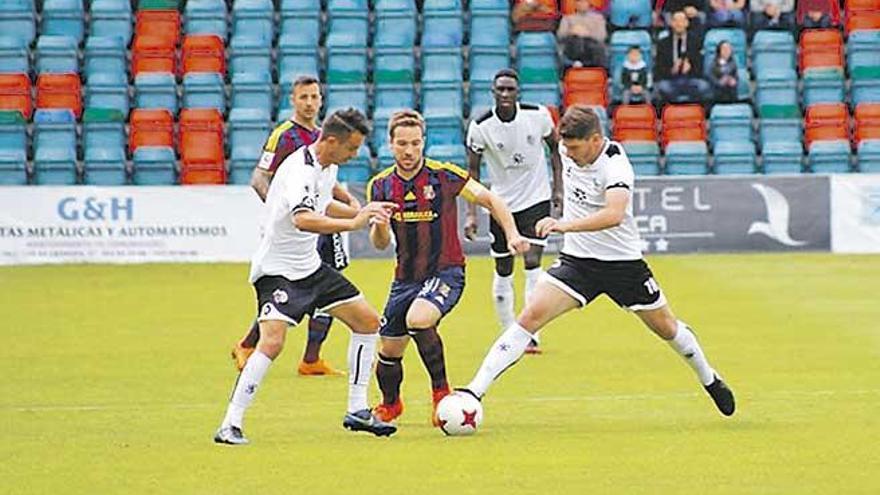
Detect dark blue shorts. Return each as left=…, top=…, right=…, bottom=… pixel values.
left=379, top=266, right=466, bottom=338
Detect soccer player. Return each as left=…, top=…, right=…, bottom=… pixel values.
left=465, top=69, right=564, bottom=354
left=230, top=75, right=359, bottom=376
left=214, top=109, right=399, bottom=445
left=458, top=106, right=736, bottom=418
left=367, top=110, right=530, bottom=425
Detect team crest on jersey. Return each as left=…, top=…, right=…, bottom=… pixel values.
left=513, top=153, right=525, bottom=166
left=422, top=184, right=436, bottom=200
left=496, top=142, right=504, bottom=150
left=527, top=134, right=536, bottom=145
left=272, top=289, right=289, bottom=305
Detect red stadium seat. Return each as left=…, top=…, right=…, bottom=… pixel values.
left=135, top=10, right=180, bottom=48
left=661, top=104, right=706, bottom=146
left=563, top=67, right=608, bottom=108
left=805, top=103, right=850, bottom=147
left=181, top=35, right=226, bottom=75
left=797, top=0, right=841, bottom=26
left=36, top=73, right=82, bottom=118
left=178, top=108, right=225, bottom=185
left=513, top=0, right=559, bottom=31
left=129, top=108, right=174, bottom=152
left=613, top=104, right=657, bottom=143
left=561, top=0, right=607, bottom=14
left=846, top=11, right=880, bottom=34
left=799, top=29, right=843, bottom=72
left=0, top=73, right=32, bottom=120
left=132, top=36, right=177, bottom=75
left=846, top=0, right=880, bottom=12
left=854, top=103, right=880, bottom=144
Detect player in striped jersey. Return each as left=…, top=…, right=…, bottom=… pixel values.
left=366, top=110, right=529, bottom=425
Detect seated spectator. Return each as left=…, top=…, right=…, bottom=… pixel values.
left=621, top=45, right=652, bottom=104
left=658, top=0, right=708, bottom=34
left=707, top=0, right=746, bottom=28
left=797, top=0, right=840, bottom=30
left=750, top=0, right=795, bottom=33
left=706, top=41, right=738, bottom=103
left=655, top=11, right=712, bottom=104
left=557, top=0, right=608, bottom=68
left=512, top=0, right=557, bottom=29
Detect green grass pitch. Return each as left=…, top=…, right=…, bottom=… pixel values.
left=2, top=253, right=879, bottom=494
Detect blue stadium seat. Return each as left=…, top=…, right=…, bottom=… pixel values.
left=35, top=35, right=79, bottom=74
left=185, top=0, right=228, bottom=40
left=857, top=139, right=880, bottom=173
left=41, top=0, right=84, bottom=43
left=83, top=118, right=127, bottom=185
left=279, top=0, right=321, bottom=16
left=371, top=117, right=390, bottom=152
left=803, top=69, right=845, bottom=107
left=231, top=72, right=273, bottom=121
left=808, top=140, right=851, bottom=173
left=33, top=109, right=78, bottom=185
left=423, top=0, right=462, bottom=12
left=327, top=48, right=369, bottom=84
left=232, top=0, right=274, bottom=48
left=374, top=0, right=417, bottom=15
left=374, top=49, right=416, bottom=84
left=278, top=49, right=320, bottom=85
left=328, top=0, right=369, bottom=13
left=0, top=37, right=29, bottom=75
left=86, top=73, right=130, bottom=117
left=426, top=119, right=463, bottom=147
left=373, top=84, right=415, bottom=121
left=762, top=141, right=803, bottom=174
left=851, top=79, right=880, bottom=106
left=132, top=146, right=176, bottom=185
left=326, top=15, right=369, bottom=49
left=278, top=16, right=321, bottom=49
left=229, top=36, right=273, bottom=78
left=422, top=13, right=464, bottom=49
left=422, top=51, right=463, bottom=83
left=709, top=103, right=753, bottom=148
left=516, top=32, right=557, bottom=57
left=665, top=141, right=709, bottom=175
left=469, top=13, right=510, bottom=49
left=338, top=146, right=372, bottom=182
left=324, top=83, right=368, bottom=116
left=0, top=5, right=35, bottom=45
left=228, top=109, right=273, bottom=184
left=377, top=143, right=394, bottom=165
left=422, top=82, right=463, bottom=120
left=517, top=52, right=558, bottom=84
left=469, top=48, right=511, bottom=85
left=470, top=0, right=509, bottom=14
left=520, top=83, right=561, bottom=108
left=752, top=30, right=796, bottom=75
left=610, top=0, right=652, bottom=28
left=90, top=0, right=132, bottom=45
left=183, top=72, right=226, bottom=112
left=622, top=141, right=661, bottom=175
left=702, top=29, right=747, bottom=70
left=85, top=36, right=127, bottom=80
left=0, top=112, right=27, bottom=185
left=713, top=141, right=757, bottom=174
left=373, top=13, right=417, bottom=50
left=469, top=82, right=493, bottom=119
left=426, top=143, right=466, bottom=165
left=756, top=69, right=799, bottom=119
left=609, top=30, right=653, bottom=69
left=134, top=73, right=178, bottom=114
left=591, top=105, right=610, bottom=136
left=849, top=51, right=880, bottom=106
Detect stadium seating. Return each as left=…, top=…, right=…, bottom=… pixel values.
left=36, top=36, right=79, bottom=74
left=41, top=0, right=85, bottom=43
left=422, top=13, right=464, bottom=49
left=374, top=13, right=417, bottom=49
left=0, top=74, right=32, bottom=120
left=185, top=0, right=228, bottom=40
left=710, top=104, right=757, bottom=174
left=756, top=69, right=800, bottom=119
left=132, top=146, right=176, bottom=185
left=564, top=68, right=608, bottom=108
left=231, top=72, right=274, bottom=121
left=470, top=48, right=512, bottom=85
left=36, top=73, right=82, bottom=119
left=804, top=103, right=850, bottom=148
left=85, top=37, right=128, bottom=81
left=422, top=51, right=464, bottom=84
left=182, top=73, right=226, bottom=113
left=230, top=36, right=273, bottom=78
left=83, top=108, right=127, bottom=185
left=134, top=73, right=178, bottom=114
left=0, top=111, right=28, bottom=184
left=470, top=13, right=510, bottom=49
left=0, top=38, right=29, bottom=75
left=513, top=0, right=558, bottom=31
left=0, top=3, right=36, bottom=46
left=182, top=35, right=226, bottom=76
left=662, top=105, right=708, bottom=175
left=179, top=108, right=226, bottom=184
left=373, top=85, right=416, bottom=121
left=613, top=104, right=657, bottom=143
left=857, top=139, right=880, bottom=172
left=622, top=141, right=661, bottom=175
left=324, top=84, right=368, bottom=116
left=665, top=141, right=709, bottom=175
left=86, top=73, right=130, bottom=118
left=135, top=9, right=180, bottom=48
left=809, top=140, right=852, bottom=173
left=800, top=29, right=844, bottom=73
left=752, top=31, right=796, bottom=75
left=129, top=108, right=174, bottom=152
left=855, top=103, right=880, bottom=144
left=326, top=14, right=369, bottom=49
left=228, top=108, right=273, bottom=184
left=327, top=49, right=369, bottom=84
left=33, top=109, right=78, bottom=185
left=90, top=0, right=133, bottom=45
left=132, top=35, right=177, bottom=75
left=374, top=50, right=416, bottom=84
left=761, top=119, right=804, bottom=173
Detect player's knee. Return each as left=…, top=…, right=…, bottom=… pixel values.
left=258, top=332, right=285, bottom=357
left=516, top=306, right=543, bottom=332
left=405, top=312, right=437, bottom=330
left=358, top=310, right=381, bottom=332
left=495, top=257, right=514, bottom=277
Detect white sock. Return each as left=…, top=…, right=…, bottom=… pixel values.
left=668, top=321, right=716, bottom=386
left=524, top=266, right=543, bottom=304
left=466, top=323, right=534, bottom=397
left=492, top=272, right=516, bottom=330
left=348, top=332, right=377, bottom=413
left=221, top=350, right=272, bottom=429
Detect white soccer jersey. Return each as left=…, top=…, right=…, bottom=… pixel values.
left=249, top=144, right=339, bottom=283
left=466, top=103, right=555, bottom=212
left=560, top=139, right=643, bottom=261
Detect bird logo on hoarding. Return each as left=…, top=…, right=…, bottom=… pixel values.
left=747, top=183, right=808, bottom=247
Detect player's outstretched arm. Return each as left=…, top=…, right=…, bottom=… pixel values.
left=544, top=133, right=565, bottom=216
left=293, top=202, right=397, bottom=234
left=369, top=218, right=392, bottom=250
left=466, top=181, right=530, bottom=255
left=464, top=149, right=483, bottom=241
left=250, top=168, right=273, bottom=203
left=325, top=200, right=358, bottom=219
left=536, top=188, right=628, bottom=237
left=332, top=183, right=361, bottom=210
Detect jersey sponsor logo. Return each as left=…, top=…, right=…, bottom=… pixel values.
left=747, top=183, right=808, bottom=247
left=272, top=289, right=289, bottom=304
left=392, top=210, right=438, bottom=222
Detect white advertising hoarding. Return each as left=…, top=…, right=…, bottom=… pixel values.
left=831, top=174, right=880, bottom=253
left=0, top=186, right=264, bottom=265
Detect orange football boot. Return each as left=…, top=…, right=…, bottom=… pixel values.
left=297, top=359, right=346, bottom=376
left=231, top=343, right=255, bottom=371
left=373, top=399, right=404, bottom=422
left=431, top=386, right=451, bottom=426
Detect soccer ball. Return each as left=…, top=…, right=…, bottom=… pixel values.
left=436, top=392, right=483, bottom=436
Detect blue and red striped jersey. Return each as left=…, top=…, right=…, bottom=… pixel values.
left=258, top=120, right=321, bottom=173
left=367, top=159, right=477, bottom=282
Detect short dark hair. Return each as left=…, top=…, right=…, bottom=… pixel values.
left=493, top=68, right=519, bottom=83
left=388, top=109, right=426, bottom=139
left=321, top=108, right=370, bottom=140
left=627, top=45, right=641, bottom=53
left=559, top=105, right=603, bottom=140
left=292, top=75, right=320, bottom=89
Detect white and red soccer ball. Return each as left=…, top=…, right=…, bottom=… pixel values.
left=436, top=392, right=483, bottom=436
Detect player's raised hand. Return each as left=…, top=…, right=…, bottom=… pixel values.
left=535, top=217, right=564, bottom=238
left=507, top=233, right=530, bottom=255
left=464, top=213, right=478, bottom=241
left=354, top=202, right=397, bottom=229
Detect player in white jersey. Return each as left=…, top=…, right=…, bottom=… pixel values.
left=465, top=69, right=564, bottom=354
left=214, top=109, right=400, bottom=445
left=458, top=106, right=736, bottom=419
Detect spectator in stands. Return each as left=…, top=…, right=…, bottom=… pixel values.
left=557, top=0, right=608, bottom=69
left=706, top=41, right=738, bottom=103
left=658, top=0, right=707, bottom=34
left=797, top=0, right=838, bottom=29
left=512, top=0, right=555, bottom=24
left=655, top=11, right=711, bottom=105
left=750, top=0, right=796, bottom=32
left=621, top=45, right=651, bottom=104
left=707, top=0, right=746, bottom=28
